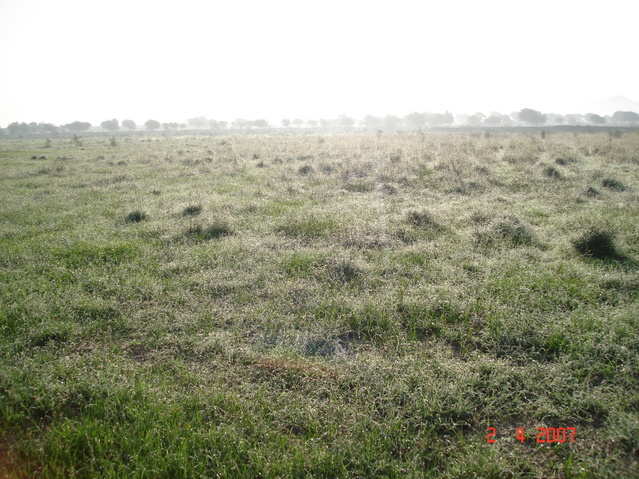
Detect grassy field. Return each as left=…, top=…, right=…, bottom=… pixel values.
left=1, top=130, right=638, bottom=477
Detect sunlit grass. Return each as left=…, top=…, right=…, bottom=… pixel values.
left=1, top=131, right=638, bottom=477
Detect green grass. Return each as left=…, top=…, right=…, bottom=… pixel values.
left=1, top=131, right=639, bottom=477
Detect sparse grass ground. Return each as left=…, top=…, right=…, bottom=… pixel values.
left=1, top=131, right=638, bottom=477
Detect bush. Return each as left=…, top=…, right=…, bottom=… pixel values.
left=573, top=227, right=618, bottom=259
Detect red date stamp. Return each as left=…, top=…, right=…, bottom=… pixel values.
left=487, top=427, right=576, bottom=443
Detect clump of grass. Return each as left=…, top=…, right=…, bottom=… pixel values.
left=407, top=210, right=439, bottom=228
left=344, top=181, right=374, bottom=193
left=276, top=216, right=337, bottom=239
left=555, top=157, right=573, bottom=166
left=584, top=186, right=600, bottom=197
left=494, top=217, right=534, bottom=246
left=543, top=165, right=563, bottom=179
left=602, top=178, right=626, bottom=191
left=182, top=204, right=202, bottom=216
left=469, top=211, right=491, bottom=225
left=329, top=259, right=361, bottom=283
left=125, top=210, right=147, bottom=223
left=187, top=221, right=233, bottom=240
left=476, top=216, right=534, bottom=248
left=573, top=227, right=618, bottom=259
left=298, top=165, right=313, bottom=175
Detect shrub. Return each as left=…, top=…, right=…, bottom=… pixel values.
left=573, top=227, right=618, bottom=259
left=125, top=211, right=147, bottom=223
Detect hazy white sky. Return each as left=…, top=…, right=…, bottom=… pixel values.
left=1, top=0, right=637, bottom=127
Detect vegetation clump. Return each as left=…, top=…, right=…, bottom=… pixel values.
left=494, top=217, right=534, bottom=246
left=407, top=210, right=439, bottom=228
left=573, top=227, right=619, bottom=259
left=125, top=210, right=147, bottom=223
left=182, top=204, right=203, bottom=216
left=542, top=165, right=563, bottom=179
left=602, top=178, right=626, bottom=191
left=187, top=221, right=233, bottom=240
left=329, top=259, right=361, bottom=283
left=298, top=165, right=313, bottom=175
left=585, top=186, right=600, bottom=197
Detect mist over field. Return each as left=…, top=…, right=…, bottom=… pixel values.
left=1, top=0, right=638, bottom=127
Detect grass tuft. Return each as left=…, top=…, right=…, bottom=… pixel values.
left=182, top=204, right=203, bottom=216
left=573, top=227, right=619, bottom=259
left=407, top=210, right=439, bottom=228
left=186, top=220, right=233, bottom=240
left=542, top=165, right=563, bottom=179
left=125, top=210, right=147, bottom=223
left=298, top=165, right=313, bottom=175
left=602, top=178, right=626, bottom=191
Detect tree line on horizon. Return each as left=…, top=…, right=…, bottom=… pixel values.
left=3, top=109, right=639, bottom=136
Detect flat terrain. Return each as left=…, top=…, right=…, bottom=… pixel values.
left=1, top=131, right=638, bottom=477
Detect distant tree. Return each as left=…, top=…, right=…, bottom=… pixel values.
left=383, top=115, right=402, bottom=130
left=122, top=119, right=137, bottom=131
left=545, top=113, right=565, bottom=125
left=483, top=114, right=502, bottom=126
left=564, top=114, right=585, bottom=125
left=281, top=118, right=291, bottom=128
left=209, top=119, right=220, bottom=129
left=37, top=122, right=60, bottom=134
left=101, top=119, right=119, bottom=131
left=7, top=122, right=31, bottom=136
left=233, top=118, right=249, bottom=129
left=363, top=115, right=382, bottom=130
left=292, top=118, right=303, bottom=128
left=187, top=116, right=209, bottom=129
left=404, top=112, right=427, bottom=129
left=144, top=119, right=161, bottom=131
left=518, top=108, right=546, bottom=126
left=218, top=121, right=228, bottom=129
left=424, top=111, right=454, bottom=127
left=585, top=113, right=606, bottom=125
left=466, top=112, right=486, bottom=127
left=63, top=121, right=92, bottom=132
left=612, top=111, right=639, bottom=124
left=162, top=122, right=181, bottom=131
left=319, top=119, right=329, bottom=128
left=338, top=115, right=355, bottom=128
left=307, top=119, right=318, bottom=128
left=253, top=119, right=269, bottom=128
